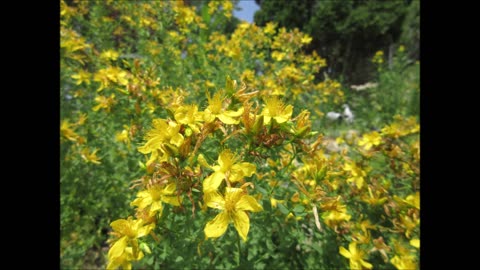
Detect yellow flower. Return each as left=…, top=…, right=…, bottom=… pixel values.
left=264, top=22, right=277, bottom=35
left=203, top=91, right=244, bottom=124
left=300, top=34, right=312, bottom=44
left=204, top=187, right=263, bottom=241
left=339, top=242, right=373, bottom=269
left=76, top=113, right=87, bottom=126
left=395, top=192, right=420, bottom=210
left=137, top=119, right=184, bottom=166
left=261, top=96, right=293, bottom=124
left=391, top=255, right=417, bottom=270
left=110, top=218, right=154, bottom=241
left=174, top=104, right=204, bottom=134
left=108, top=218, right=154, bottom=268
left=321, top=197, right=351, bottom=228
left=410, top=238, right=420, bottom=248
left=115, top=126, right=131, bottom=148
left=358, top=131, right=382, bottom=150
left=372, top=50, right=384, bottom=65
left=93, top=66, right=128, bottom=92
left=60, top=120, right=80, bottom=142
left=93, top=94, right=116, bottom=112
left=100, top=49, right=120, bottom=61
left=397, top=214, right=419, bottom=238
left=107, top=246, right=142, bottom=270
left=389, top=240, right=419, bottom=269
left=271, top=51, right=286, bottom=61
left=70, top=70, right=91, bottom=85
left=222, top=1, right=234, bottom=18
left=80, top=147, right=101, bottom=164
left=343, top=161, right=367, bottom=189
left=203, top=149, right=256, bottom=193
left=270, top=197, right=285, bottom=208
left=131, top=183, right=181, bottom=215
left=321, top=207, right=351, bottom=228
left=361, top=186, right=388, bottom=206
left=207, top=1, right=219, bottom=15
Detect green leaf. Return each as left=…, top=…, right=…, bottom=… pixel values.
left=293, top=205, right=305, bottom=214
left=277, top=203, right=289, bottom=215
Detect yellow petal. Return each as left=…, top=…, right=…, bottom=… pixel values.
left=132, top=249, right=144, bottom=261
left=355, top=177, right=364, bottom=189
left=339, top=246, right=351, bottom=259
left=163, top=183, right=177, bottom=195
left=205, top=191, right=225, bottom=210
left=233, top=210, right=250, bottom=242
left=162, top=195, right=181, bottom=206
left=150, top=200, right=163, bottom=212
left=223, top=107, right=244, bottom=117
left=138, top=136, right=163, bottom=154
left=218, top=150, right=233, bottom=169
left=203, top=171, right=225, bottom=192
left=106, top=258, right=120, bottom=270
left=122, top=262, right=132, bottom=270
left=410, top=238, right=420, bottom=248
left=203, top=110, right=215, bottom=123
left=197, top=154, right=212, bottom=169
left=263, top=115, right=272, bottom=125
left=236, top=195, right=263, bottom=212
left=111, top=219, right=129, bottom=234
left=350, top=261, right=362, bottom=270
left=131, top=196, right=152, bottom=210
left=218, top=114, right=239, bottom=125
left=108, top=236, right=127, bottom=259
left=348, top=242, right=358, bottom=256
left=230, top=163, right=256, bottom=181
left=145, top=150, right=159, bottom=167
left=136, top=223, right=154, bottom=238
left=360, top=259, right=373, bottom=269
left=274, top=105, right=293, bottom=123
left=238, top=162, right=256, bottom=177
left=204, top=212, right=229, bottom=239
left=152, top=119, right=169, bottom=130
left=170, top=133, right=184, bottom=147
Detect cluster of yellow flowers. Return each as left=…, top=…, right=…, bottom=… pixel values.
left=60, top=1, right=419, bottom=269
left=106, top=75, right=317, bottom=267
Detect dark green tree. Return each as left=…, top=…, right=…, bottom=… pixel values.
left=254, top=0, right=418, bottom=84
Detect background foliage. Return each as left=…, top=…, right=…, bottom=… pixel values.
left=254, top=0, right=419, bottom=84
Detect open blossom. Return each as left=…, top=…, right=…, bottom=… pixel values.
left=93, top=94, right=116, bottom=112
left=60, top=120, right=80, bottom=142
left=343, top=161, right=367, bottom=189
left=137, top=119, right=184, bottom=166
left=204, top=187, right=262, bottom=241
left=358, top=131, right=382, bottom=150
left=80, top=147, right=101, bottom=164
left=203, top=149, right=256, bottom=193
left=203, top=91, right=244, bottom=124
left=107, top=217, right=154, bottom=270
left=130, top=183, right=181, bottom=215
left=339, top=242, right=373, bottom=269
left=261, top=96, right=293, bottom=124
left=174, top=104, right=204, bottom=134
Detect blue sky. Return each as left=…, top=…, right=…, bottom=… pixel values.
left=233, top=0, right=260, bottom=23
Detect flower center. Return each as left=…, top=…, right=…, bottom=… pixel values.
left=265, top=97, right=283, bottom=117
left=224, top=199, right=235, bottom=212
left=208, top=93, right=223, bottom=114
left=149, top=187, right=162, bottom=201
